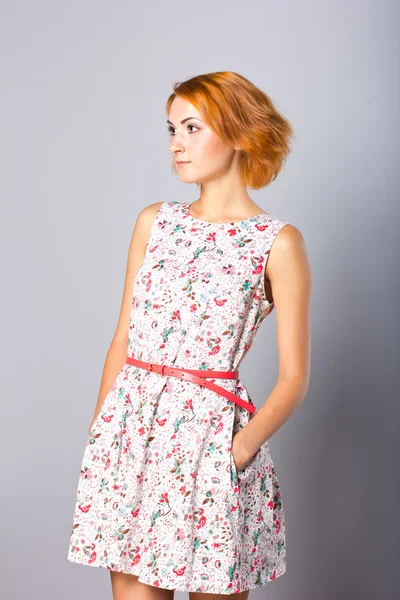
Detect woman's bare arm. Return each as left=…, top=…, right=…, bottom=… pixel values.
left=88, top=201, right=164, bottom=434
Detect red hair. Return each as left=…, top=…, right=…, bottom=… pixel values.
left=166, top=71, right=294, bottom=190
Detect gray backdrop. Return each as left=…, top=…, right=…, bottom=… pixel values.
left=1, top=1, right=398, bottom=599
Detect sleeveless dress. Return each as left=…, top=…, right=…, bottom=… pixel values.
left=67, top=200, right=291, bottom=594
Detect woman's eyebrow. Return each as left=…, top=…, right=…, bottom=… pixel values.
left=167, top=117, right=202, bottom=126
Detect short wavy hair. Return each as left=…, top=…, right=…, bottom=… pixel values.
left=166, top=71, right=294, bottom=190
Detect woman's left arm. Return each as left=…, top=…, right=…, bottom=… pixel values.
left=233, top=224, right=312, bottom=470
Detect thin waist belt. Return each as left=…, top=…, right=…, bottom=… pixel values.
left=125, top=356, right=256, bottom=414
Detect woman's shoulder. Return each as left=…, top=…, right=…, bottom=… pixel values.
left=139, top=199, right=182, bottom=219
left=138, top=200, right=166, bottom=220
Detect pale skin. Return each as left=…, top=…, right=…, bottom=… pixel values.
left=89, top=96, right=311, bottom=599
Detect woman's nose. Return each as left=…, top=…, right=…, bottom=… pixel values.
left=169, top=131, right=186, bottom=152
left=169, top=139, right=185, bottom=153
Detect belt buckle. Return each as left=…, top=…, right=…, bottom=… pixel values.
left=148, top=362, right=166, bottom=376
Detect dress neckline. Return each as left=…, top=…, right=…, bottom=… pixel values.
left=180, top=201, right=272, bottom=226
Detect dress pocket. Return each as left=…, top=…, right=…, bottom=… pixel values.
left=89, top=364, right=127, bottom=433
left=230, top=436, right=260, bottom=487
left=90, top=391, right=112, bottom=431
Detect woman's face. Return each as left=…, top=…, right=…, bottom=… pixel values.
left=168, top=96, right=237, bottom=185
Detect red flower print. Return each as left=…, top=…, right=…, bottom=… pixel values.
left=131, top=553, right=141, bottom=565
left=215, top=421, right=223, bottom=434
left=214, top=298, right=227, bottom=306
left=172, top=565, right=187, bottom=576
left=197, top=515, right=207, bottom=528
left=209, top=345, right=220, bottom=355
left=156, top=418, right=167, bottom=426
left=252, top=263, right=264, bottom=275
left=79, top=504, right=91, bottom=513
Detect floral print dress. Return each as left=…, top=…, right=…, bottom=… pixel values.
left=67, top=200, right=291, bottom=594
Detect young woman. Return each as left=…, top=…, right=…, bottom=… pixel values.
left=67, top=71, right=312, bottom=600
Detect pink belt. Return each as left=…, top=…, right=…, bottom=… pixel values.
left=125, top=356, right=256, bottom=414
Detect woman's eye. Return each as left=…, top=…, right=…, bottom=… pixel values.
left=168, top=124, right=199, bottom=136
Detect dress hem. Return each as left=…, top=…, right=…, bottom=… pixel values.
left=67, top=555, right=287, bottom=594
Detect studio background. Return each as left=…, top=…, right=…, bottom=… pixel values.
left=1, top=1, right=398, bottom=599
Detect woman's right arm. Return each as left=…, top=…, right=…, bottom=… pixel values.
left=88, top=201, right=164, bottom=435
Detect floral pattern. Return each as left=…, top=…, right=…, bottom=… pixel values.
left=67, top=200, right=291, bottom=594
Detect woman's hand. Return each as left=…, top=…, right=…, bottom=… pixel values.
left=231, top=432, right=253, bottom=472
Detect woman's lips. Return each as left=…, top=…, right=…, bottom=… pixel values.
left=177, top=161, right=191, bottom=166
